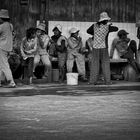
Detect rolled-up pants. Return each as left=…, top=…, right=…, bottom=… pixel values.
left=89, top=48, right=110, bottom=83
left=67, top=52, right=85, bottom=77
left=0, top=49, right=14, bottom=83
left=34, top=54, right=52, bottom=82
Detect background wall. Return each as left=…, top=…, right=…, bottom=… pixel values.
left=0, top=0, right=139, bottom=47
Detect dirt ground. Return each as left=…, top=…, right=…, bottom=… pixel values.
left=0, top=84, right=140, bottom=140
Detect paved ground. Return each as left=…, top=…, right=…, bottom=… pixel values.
left=0, top=81, right=140, bottom=140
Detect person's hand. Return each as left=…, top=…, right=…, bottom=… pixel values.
left=107, top=22, right=112, bottom=26
left=50, top=39, right=54, bottom=43
left=78, top=36, right=82, bottom=42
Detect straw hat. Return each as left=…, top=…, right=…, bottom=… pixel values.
left=98, top=12, right=111, bottom=22
left=36, top=23, right=46, bottom=33
left=0, top=9, right=10, bottom=19
left=53, top=24, right=62, bottom=32
left=69, top=28, right=79, bottom=34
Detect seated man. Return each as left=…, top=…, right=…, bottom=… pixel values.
left=67, top=28, right=87, bottom=81
left=49, top=24, right=67, bottom=83
left=110, top=29, right=140, bottom=77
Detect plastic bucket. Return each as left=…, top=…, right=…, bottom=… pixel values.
left=66, top=73, right=78, bottom=85
left=52, top=69, right=59, bottom=82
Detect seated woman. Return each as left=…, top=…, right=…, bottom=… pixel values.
left=110, top=29, right=140, bottom=77
left=67, top=28, right=87, bottom=81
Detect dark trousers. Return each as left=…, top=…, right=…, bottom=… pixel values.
left=23, top=57, right=34, bottom=78
left=121, top=40, right=140, bottom=74
left=89, top=48, right=110, bottom=84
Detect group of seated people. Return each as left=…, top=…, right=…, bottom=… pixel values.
left=8, top=17, right=140, bottom=85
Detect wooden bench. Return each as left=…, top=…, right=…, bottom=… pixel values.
left=51, top=57, right=128, bottom=80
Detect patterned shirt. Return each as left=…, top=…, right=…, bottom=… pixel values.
left=93, top=23, right=109, bottom=49
left=87, top=23, right=118, bottom=49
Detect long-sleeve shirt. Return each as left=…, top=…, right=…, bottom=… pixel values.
left=37, top=34, right=50, bottom=55
left=87, top=23, right=118, bottom=49
left=20, top=37, right=37, bottom=60
left=67, top=37, right=82, bottom=51
left=0, top=22, right=13, bottom=52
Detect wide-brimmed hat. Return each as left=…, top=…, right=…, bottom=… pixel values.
left=0, top=9, right=10, bottom=19
left=36, top=23, right=46, bottom=33
left=69, top=28, right=79, bottom=34
left=118, top=29, right=129, bottom=36
left=52, top=24, right=62, bottom=32
left=98, top=12, right=111, bottom=22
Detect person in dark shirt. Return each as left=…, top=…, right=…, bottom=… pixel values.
left=87, top=12, right=118, bottom=85
left=110, top=29, right=140, bottom=76
left=49, top=24, right=67, bottom=82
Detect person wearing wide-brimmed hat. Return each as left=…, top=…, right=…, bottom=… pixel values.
left=87, top=12, right=118, bottom=85
left=110, top=29, right=140, bottom=77
left=0, top=9, right=16, bottom=87
left=33, top=22, right=52, bottom=82
left=49, top=24, right=68, bottom=83
left=67, top=27, right=87, bottom=81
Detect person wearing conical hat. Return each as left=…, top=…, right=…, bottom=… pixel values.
left=87, top=12, right=118, bottom=85
left=49, top=24, right=68, bottom=83
left=33, top=22, right=52, bottom=82
left=67, top=27, right=87, bottom=82
left=0, top=9, right=16, bottom=87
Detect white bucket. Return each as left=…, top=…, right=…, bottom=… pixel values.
left=66, top=73, right=78, bottom=85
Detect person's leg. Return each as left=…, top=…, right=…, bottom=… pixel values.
left=27, top=57, right=34, bottom=84
left=41, top=54, right=52, bottom=82
left=33, top=54, right=40, bottom=73
left=89, top=49, right=100, bottom=84
left=67, top=53, right=74, bottom=73
left=75, top=53, right=86, bottom=80
left=58, top=53, right=67, bottom=82
left=122, top=50, right=140, bottom=74
left=0, top=49, right=15, bottom=87
left=100, top=48, right=111, bottom=84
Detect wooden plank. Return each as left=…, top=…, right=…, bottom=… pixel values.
left=48, top=0, right=72, bottom=21
left=74, top=0, right=92, bottom=21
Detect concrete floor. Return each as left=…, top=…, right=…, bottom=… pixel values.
left=0, top=83, right=140, bottom=140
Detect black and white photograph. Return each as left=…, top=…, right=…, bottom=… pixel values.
left=0, top=0, right=140, bottom=139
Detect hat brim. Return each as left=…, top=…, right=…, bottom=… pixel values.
left=118, top=31, right=129, bottom=36
left=36, top=28, right=46, bottom=33
left=70, top=30, right=80, bottom=34
left=98, top=17, right=111, bottom=22
left=52, top=27, right=62, bottom=32
left=0, top=16, right=10, bottom=19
